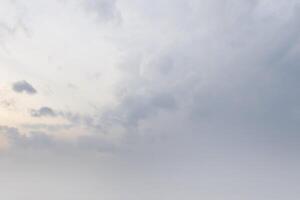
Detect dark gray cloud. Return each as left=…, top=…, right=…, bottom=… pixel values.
left=12, top=80, right=37, bottom=95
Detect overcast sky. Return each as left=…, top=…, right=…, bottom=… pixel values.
left=1, top=0, right=300, bottom=199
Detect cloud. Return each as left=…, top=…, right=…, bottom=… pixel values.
left=0, top=1, right=30, bottom=49
left=30, top=107, right=56, bottom=117
left=12, top=80, right=37, bottom=95
left=29, top=106, right=95, bottom=126
left=22, top=123, right=74, bottom=132
left=103, top=92, right=177, bottom=127
left=0, top=99, right=15, bottom=110
left=0, top=125, right=116, bottom=153
left=0, top=126, right=59, bottom=150
left=0, top=125, right=19, bottom=135
left=1, top=1, right=300, bottom=199
left=3, top=0, right=300, bottom=157
left=27, top=107, right=103, bottom=134
left=83, top=0, right=121, bottom=22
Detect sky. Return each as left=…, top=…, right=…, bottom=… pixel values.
left=1, top=0, right=300, bottom=199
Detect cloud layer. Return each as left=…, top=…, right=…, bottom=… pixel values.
left=1, top=0, right=300, bottom=200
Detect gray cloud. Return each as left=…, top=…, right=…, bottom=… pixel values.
left=30, top=107, right=56, bottom=117
left=12, top=80, right=37, bottom=95
left=27, top=106, right=102, bottom=133
left=0, top=125, right=19, bottom=135
left=83, top=0, right=121, bottom=22
left=107, top=92, right=177, bottom=127
left=22, top=123, right=73, bottom=132
left=0, top=125, right=115, bottom=153
left=30, top=106, right=78, bottom=120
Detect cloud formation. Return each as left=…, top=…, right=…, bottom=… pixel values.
left=6, top=0, right=300, bottom=154
left=30, top=107, right=56, bottom=117
left=0, top=125, right=115, bottom=153
left=1, top=0, right=299, bottom=158
left=12, top=80, right=37, bottom=95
